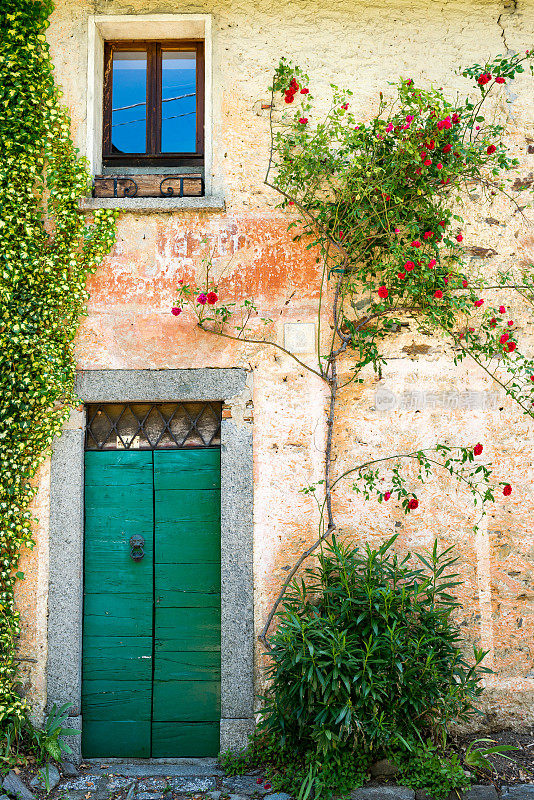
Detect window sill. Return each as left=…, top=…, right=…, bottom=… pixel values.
left=80, top=194, right=225, bottom=213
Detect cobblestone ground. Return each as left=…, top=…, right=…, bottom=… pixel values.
left=48, top=761, right=533, bottom=800
left=3, top=759, right=534, bottom=800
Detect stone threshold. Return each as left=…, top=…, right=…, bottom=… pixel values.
left=83, top=759, right=223, bottom=777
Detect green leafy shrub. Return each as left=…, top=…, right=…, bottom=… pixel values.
left=31, top=703, right=80, bottom=763
left=0, top=704, right=80, bottom=775
left=393, top=741, right=470, bottom=800
left=220, top=733, right=370, bottom=798
left=261, top=536, right=488, bottom=754
left=238, top=535, right=489, bottom=798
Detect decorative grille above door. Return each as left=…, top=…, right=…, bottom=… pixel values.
left=85, top=402, right=222, bottom=450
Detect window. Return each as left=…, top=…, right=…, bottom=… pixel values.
left=103, top=41, right=204, bottom=167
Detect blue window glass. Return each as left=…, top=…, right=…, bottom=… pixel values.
left=161, top=51, right=197, bottom=153
left=111, top=51, right=147, bottom=154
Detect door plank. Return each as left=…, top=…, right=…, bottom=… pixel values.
left=154, top=450, right=221, bottom=490
left=152, top=449, right=221, bottom=757
left=154, top=651, right=220, bottom=682
left=84, top=593, right=152, bottom=637
left=152, top=680, right=220, bottom=721
left=155, top=607, right=220, bottom=652
left=156, top=521, right=220, bottom=562
left=154, top=489, right=220, bottom=523
left=156, top=562, right=220, bottom=608
left=151, top=722, right=220, bottom=758
left=82, top=680, right=152, bottom=719
left=82, top=451, right=154, bottom=759
left=82, top=721, right=151, bottom=758
left=82, top=636, right=152, bottom=681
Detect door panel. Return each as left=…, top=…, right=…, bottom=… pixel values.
left=82, top=637, right=153, bottom=681
left=156, top=562, right=221, bottom=607
left=156, top=521, right=220, bottom=562
left=154, top=650, right=220, bottom=681
left=82, top=447, right=221, bottom=758
left=152, top=450, right=221, bottom=757
left=151, top=722, right=220, bottom=758
left=82, top=720, right=151, bottom=759
left=152, top=680, right=220, bottom=720
left=82, top=450, right=154, bottom=758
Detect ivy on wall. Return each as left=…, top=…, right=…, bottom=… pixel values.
left=0, top=0, right=116, bottom=727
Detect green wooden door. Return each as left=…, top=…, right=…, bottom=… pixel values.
left=82, top=448, right=221, bottom=758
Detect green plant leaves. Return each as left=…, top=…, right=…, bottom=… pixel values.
left=0, top=0, right=116, bottom=734
left=258, top=537, right=488, bottom=798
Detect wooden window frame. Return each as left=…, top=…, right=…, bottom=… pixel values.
left=103, top=40, right=205, bottom=168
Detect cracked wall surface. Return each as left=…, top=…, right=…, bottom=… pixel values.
left=14, top=0, right=534, bottom=729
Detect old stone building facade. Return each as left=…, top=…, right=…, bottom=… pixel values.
left=13, top=0, right=534, bottom=761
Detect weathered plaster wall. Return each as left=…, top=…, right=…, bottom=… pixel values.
left=16, top=0, right=534, bottom=728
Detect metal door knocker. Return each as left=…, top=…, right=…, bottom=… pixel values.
left=129, top=535, right=145, bottom=561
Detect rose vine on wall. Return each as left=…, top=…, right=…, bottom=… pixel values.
left=0, top=0, right=116, bottom=729
left=173, top=49, right=534, bottom=646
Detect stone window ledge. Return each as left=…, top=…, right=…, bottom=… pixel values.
left=80, top=194, right=225, bottom=213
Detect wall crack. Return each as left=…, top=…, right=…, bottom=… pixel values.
left=497, top=0, right=518, bottom=52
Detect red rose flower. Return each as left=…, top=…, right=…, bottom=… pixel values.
left=474, top=443, right=483, bottom=456
left=171, top=307, right=182, bottom=316
left=341, top=102, right=349, bottom=110
left=423, top=231, right=433, bottom=239
left=437, top=163, right=443, bottom=170
left=434, top=290, right=443, bottom=299
left=378, top=286, right=389, bottom=299
left=299, top=117, right=308, bottom=124
left=507, top=341, right=516, bottom=352
left=474, top=299, right=484, bottom=307
left=495, top=76, right=505, bottom=84
left=408, top=498, right=419, bottom=510
left=207, top=292, right=218, bottom=304
left=499, top=305, right=506, bottom=313
left=500, top=333, right=509, bottom=344
left=477, top=73, right=492, bottom=86
left=428, top=259, right=437, bottom=268
left=197, top=293, right=208, bottom=304
left=411, top=240, right=421, bottom=248
left=443, top=144, right=452, bottom=154
left=398, top=272, right=407, bottom=280
left=384, top=491, right=392, bottom=500
left=503, top=484, right=512, bottom=496
left=284, top=93, right=294, bottom=104
left=489, top=318, right=497, bottom=327
left=462, top=280, right=468, bottom=288
left=424, top=159, right=432, bottom=166
left=487, top=144, right=497, bottom=155
left=301, top=87, right=309, bottom=94
left=507, top=320, right=513, bottom=326
left=404, top=260, right=415, bottom=271
left=438, top=220, right=446, bottom=227
left=456, top=234, right=463, bottom=242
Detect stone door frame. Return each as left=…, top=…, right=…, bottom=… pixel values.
left=46, top=369, right=254, bottom=761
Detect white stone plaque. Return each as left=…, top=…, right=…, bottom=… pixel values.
left=284, top=322, right=316, bottom=354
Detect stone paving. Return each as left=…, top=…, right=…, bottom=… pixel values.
left=2, top=760, right=534, bottom=800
